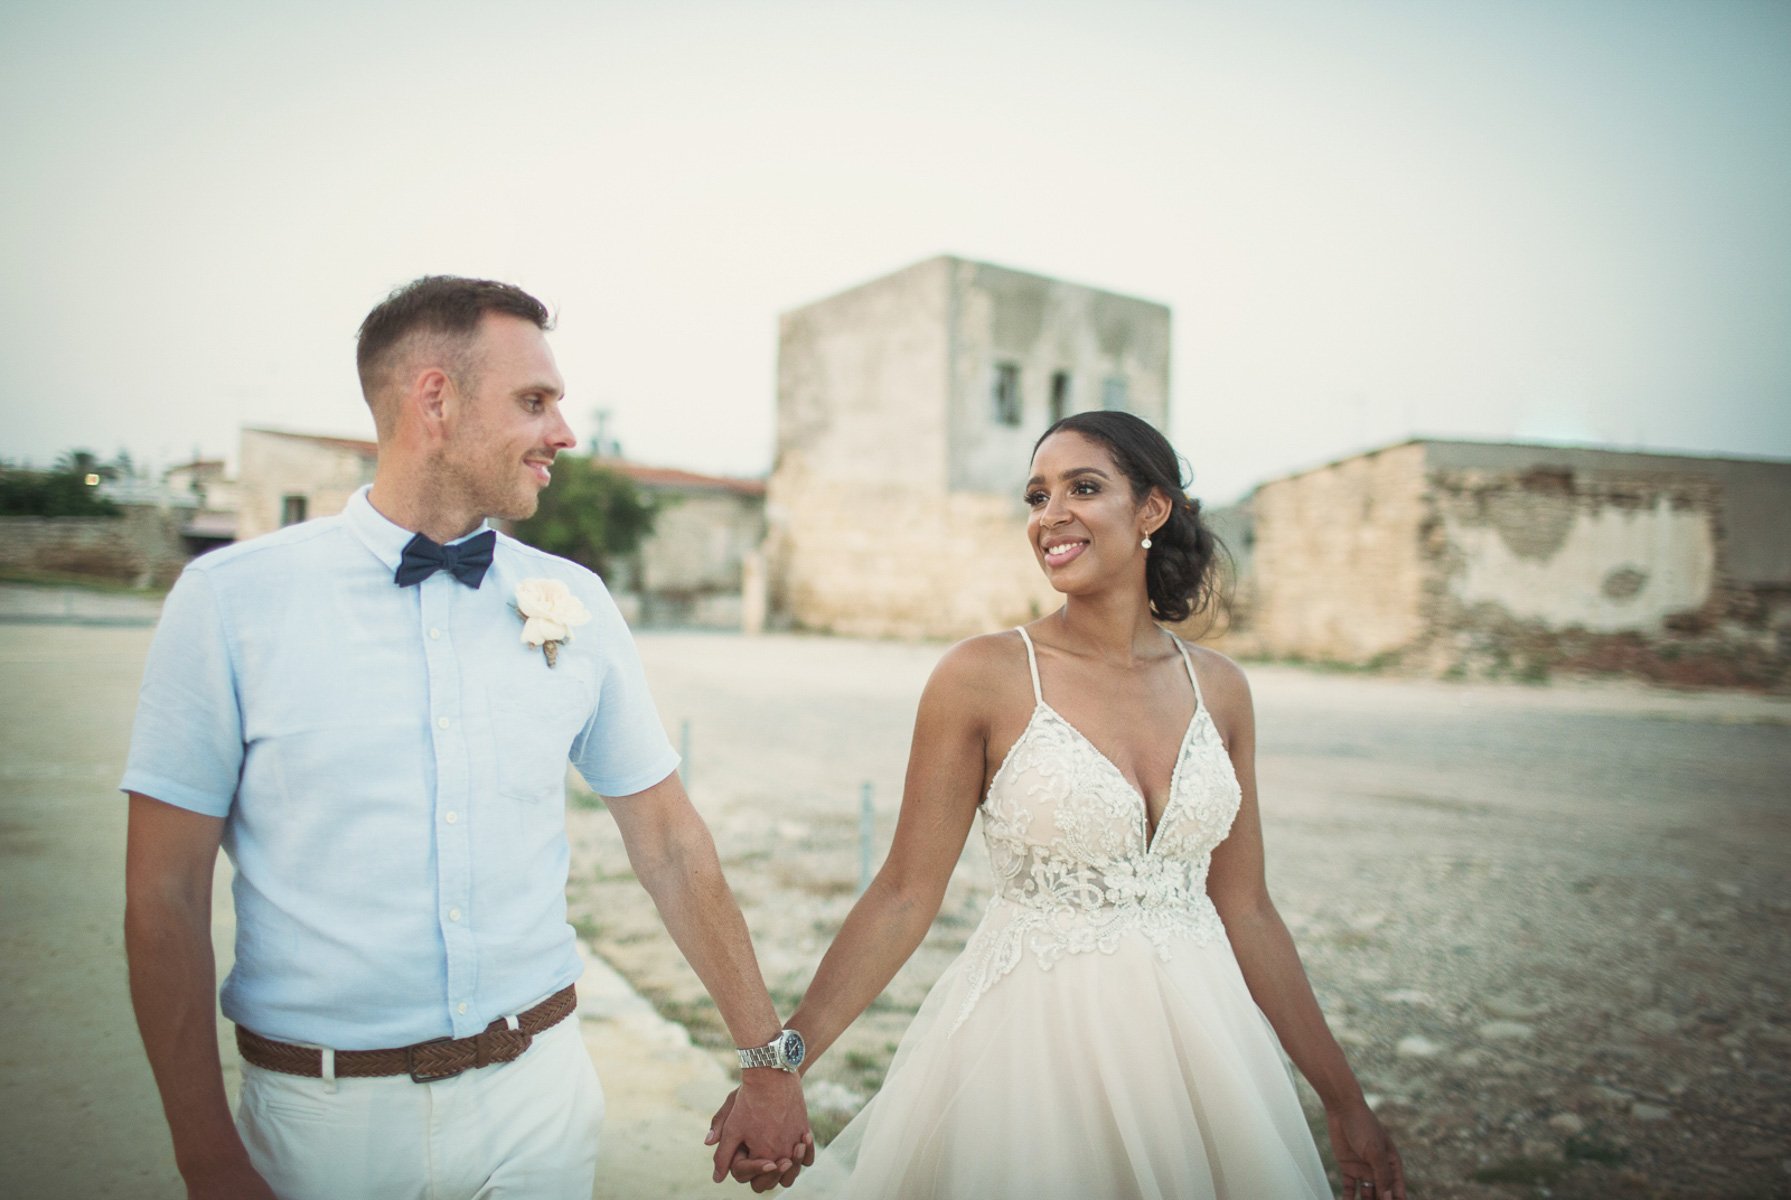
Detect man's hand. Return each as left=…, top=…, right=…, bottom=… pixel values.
left=704, top=1072, right=813, bottom=1190
left=184, top=1158, right=279, bottom=1200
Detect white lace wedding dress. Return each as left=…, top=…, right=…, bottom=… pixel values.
left=795, top=628, right=1330, bottom=1199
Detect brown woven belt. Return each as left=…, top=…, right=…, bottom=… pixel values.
left=236, top=985, right=578, bottom=1082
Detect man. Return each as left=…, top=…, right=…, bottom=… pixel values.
left=123, top=276, right=810, bottom=1199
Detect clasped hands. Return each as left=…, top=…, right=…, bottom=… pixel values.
left=704, top=1069, right=816, bottom=1192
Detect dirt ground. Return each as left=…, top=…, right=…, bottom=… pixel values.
left=3, top=584, right=1788, bottom=1199
left=570, top=631, right=1791, bottom=1200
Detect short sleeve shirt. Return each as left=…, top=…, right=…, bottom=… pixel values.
left=120, top=487, right=679, bottom=1048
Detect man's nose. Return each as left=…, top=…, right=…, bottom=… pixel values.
left=547, top=407, right=576, bottom=450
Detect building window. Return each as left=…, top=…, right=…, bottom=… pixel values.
left=992, top=362, right=1022, bottom=426
left=281, top=494, right=308, bottom=526
left=1101, top=375, right=1129, bottom=412
left=1049, top=371, right=1072, bottom=423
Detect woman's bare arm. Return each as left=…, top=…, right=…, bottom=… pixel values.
left=1200, top=651, right=1406, bottom=1200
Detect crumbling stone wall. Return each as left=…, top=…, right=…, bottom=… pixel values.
left=1200, top=442, right=1790, bottom=689
left=765, top=464, right=1058, bottom=639
left=1421, top=467, right=1786, bottom=687
left=0, top=505, right=188, bottom=587
left=1215, top=442, right=1431, bottom=665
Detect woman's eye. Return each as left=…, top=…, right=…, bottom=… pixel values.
left=1024, top=491, right=1046, bottom=507
left=1073, top=480, right=1099, bottom=495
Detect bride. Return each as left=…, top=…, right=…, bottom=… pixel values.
left=710, top=411, right=1405, bottom=1199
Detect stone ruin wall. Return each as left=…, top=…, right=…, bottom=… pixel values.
left=0, top=505, right=189, bottom=588
left=1420, top=466, right=1788, bottom=688
left=1197, top=446, right=1788, bottom=689
left=1201, top=442, right=1432, bottom=665
left=765, top=461, right=1060, bottom=641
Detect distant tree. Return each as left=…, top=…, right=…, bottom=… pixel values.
left=0, top=452, right=122, bottom=517
left=53, top=448, right=116, bottom=480
left=512, top=456, right=657, bottom=579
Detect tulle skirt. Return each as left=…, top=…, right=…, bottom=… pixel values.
left=794, top=923, right=1330, bottom=1200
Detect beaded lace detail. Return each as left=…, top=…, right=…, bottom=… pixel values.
left=951, top=628, right=1242, bottom=1034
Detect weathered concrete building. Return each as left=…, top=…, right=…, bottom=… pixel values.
left=767, top=255, right=1171, bottom=638
left=1208, top=440, right=1791, bottom=688
left=237, top=428, right=378, bottom=542
left=598, top=462, right=766, bottom=628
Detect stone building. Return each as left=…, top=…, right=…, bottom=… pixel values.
left=1207, top=439, right=1791, bottom=688
left=236, top=428, right=378, bottom=542
left=234, top=428, right=762, bottom=627
left=595, top=461, right=766, bottom=628
left=162, top=458, right=238, bottom=553
left=767, top=255, right=1172, bottom=638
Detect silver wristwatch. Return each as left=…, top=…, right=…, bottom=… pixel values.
left=737, top=1028, right=805, bottom=1073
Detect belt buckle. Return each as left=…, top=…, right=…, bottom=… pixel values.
left=406, top=1037, right=468, bottom=1083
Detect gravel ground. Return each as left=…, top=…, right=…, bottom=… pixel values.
left=569, top=631, right=1791, bottom=1200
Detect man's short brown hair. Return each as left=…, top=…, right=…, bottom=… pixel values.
left=355, top=275, right=553, bottom=410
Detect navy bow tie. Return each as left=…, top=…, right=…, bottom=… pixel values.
left=395, top=530, right=496, bottom=589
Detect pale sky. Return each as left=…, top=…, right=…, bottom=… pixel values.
left=3, top=0, right=1787, bottom=503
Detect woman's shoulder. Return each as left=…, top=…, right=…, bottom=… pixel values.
left=1171, top=636, right=1253, bottom=712
left=924, top=630, right=1034, bottom=712
left=932, top=629, right=1029, bottom=683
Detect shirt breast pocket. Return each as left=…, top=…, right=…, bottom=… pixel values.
left=491, top=677, right=594, bottom=803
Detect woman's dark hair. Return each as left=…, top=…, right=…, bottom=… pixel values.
left=1032, top=411, right=1227, bottom=626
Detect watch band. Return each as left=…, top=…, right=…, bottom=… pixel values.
left=737, top=1028, right=803, bottom=1072
left=738, top=1042, right=783, bottom=1069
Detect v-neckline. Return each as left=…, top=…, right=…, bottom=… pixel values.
left=1035, top=699, right=1200, bottom=853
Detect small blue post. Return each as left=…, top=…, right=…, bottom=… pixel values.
left=858, top=782, right=875, bottom=895
left=679, top=719, right=692, bottom=793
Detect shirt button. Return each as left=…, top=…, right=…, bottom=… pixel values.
left=445, top=811, right=458, bottom=825
left=448, top=907, right=462, bottom=922
left=429, top=628, right=442, bottom=640
left=457, top=1002, right=468, bottom=1015
left=437, top=717, right=450, bottom=730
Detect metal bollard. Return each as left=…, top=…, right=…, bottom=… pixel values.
left=858, top=782, right=875, bottom=895
left=679, top=718, right=692, bottom=793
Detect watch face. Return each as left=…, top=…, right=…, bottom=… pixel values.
left=781, top=1030, right=805, bottom=1067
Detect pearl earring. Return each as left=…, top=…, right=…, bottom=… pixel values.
left=1141, top=533, right=1153, bottom=550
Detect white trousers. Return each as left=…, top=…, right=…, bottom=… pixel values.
left=236, top=1016, right=604, bottom=1200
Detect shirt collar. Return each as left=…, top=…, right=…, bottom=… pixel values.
left=343, top=486, right=494, bottom=575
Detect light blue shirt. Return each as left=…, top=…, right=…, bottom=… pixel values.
left=121, top=487, right=679, bottom=1049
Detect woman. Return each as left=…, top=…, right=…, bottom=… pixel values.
left=712, top=412, right=1405, bottom=1199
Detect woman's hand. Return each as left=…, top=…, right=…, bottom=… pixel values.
left=705, top=1086, right=812, bottom=1191
left=1326, top=1100, right=1405, bottom=1200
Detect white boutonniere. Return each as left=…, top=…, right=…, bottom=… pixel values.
left=512, top=578, right=592, bottom=668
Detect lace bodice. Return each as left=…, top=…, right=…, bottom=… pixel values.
left=951, top=627, right=1243, bottom=1032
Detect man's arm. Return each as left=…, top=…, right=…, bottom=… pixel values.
left=124, top=792, right=275, bottom=1200
left=603, top=771, right=811, bottom=1184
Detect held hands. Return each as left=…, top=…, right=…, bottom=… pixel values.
left=1326, top=1100, right=1406, bottom=1200
left=704, top=1072, right=815, bottom=1191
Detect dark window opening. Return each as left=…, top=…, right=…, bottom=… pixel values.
left=1049, top=371, right=1071, bottom=423
left=992, top=362, right=1022, bottom=426
left=281, top=494, right=309, bottom=526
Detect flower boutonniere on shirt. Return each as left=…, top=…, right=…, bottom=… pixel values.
left=512, top=578, right=591, bottom=668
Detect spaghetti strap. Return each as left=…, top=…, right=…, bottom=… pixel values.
left=1015, top=627, right=1043, bottom=703
left=1164, top=629, right=1204, bottom=712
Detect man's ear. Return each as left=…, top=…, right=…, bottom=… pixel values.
left=411, top=367, right=452, bottom=437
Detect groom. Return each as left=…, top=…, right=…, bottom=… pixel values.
left=122, top=275, right=809, bottom=1199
